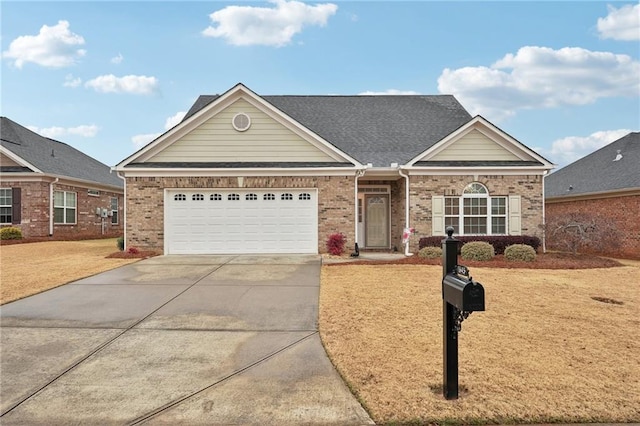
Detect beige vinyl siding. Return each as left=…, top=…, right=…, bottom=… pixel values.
left=0, top=153, right=22, bottom=168
left=430, top=129, right=521, bottom=161
left=147, top=99, right=336, bottom=163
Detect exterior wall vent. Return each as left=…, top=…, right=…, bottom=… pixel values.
left=232, top=112, right=251, bottom=132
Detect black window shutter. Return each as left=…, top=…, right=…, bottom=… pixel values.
left=11, top=187, right=21, bottom=224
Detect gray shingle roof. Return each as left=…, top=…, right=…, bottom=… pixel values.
left=545, top=132, right=640, bottom=198
left=184, top=94, right=473, bottom=167
left=1, top=117, right=123, bottom=188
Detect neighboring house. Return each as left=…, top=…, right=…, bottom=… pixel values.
left=0, top=117, right=124, bottom=239
left=114, top=83, right=553, bottom=255
left=545, top=132, right=640, bottom=259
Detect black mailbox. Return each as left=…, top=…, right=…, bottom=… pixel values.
left=443, top=273, right=485, bottom=312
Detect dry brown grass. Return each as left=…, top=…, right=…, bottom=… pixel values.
left=320, top=264, right=640, bottom=424
left=0, top=239, right=138, bottom=304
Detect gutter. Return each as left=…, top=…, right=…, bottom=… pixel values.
left=398, top=167, right=413, bottom=256
left=116, top=171, right=127, bottom=251
left=49, top=177, right=59, bottom=236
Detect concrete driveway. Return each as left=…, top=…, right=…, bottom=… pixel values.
left=0, top=255, right=373, bottom=425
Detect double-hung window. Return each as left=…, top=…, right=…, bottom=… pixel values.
left=444, top=183, right=507, bottom=235
left=110, top=197, right=118, bottom=224
left=54, top=191, right=76, bottom=224
left=0, top=189, right=12, bottom=224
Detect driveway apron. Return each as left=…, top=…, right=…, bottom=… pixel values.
left=0, top=255, right=373, bottom=425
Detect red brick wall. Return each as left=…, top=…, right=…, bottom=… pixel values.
left=545, top=194, right=640, bottom=259
left=0, top=180, right=124, bottom=239
left=125, top=175, right=355, bottom=253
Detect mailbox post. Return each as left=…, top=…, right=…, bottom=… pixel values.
left=442, top=226, right=485, bottom=400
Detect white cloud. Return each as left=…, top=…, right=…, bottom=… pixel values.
left=2, top=20, right=86, bottom=69
left=85, top=74, right=159, bottom=95
left=202, top=0, right=338, bottom=47
left=437, top=46, right=640, bottom=121
left=111, top=53, right=124, bottom=64
left=63, top=74, right=82, bottom=88
left=547, top=129, right=634, bottom=167
left=131, top=111, right=187, bottom=149
left=28, top=124, right=99, bottom=139
left=358, top=89, right=420, bottom=96
left=597, top=4, right=640, bottom=41
left=164, top=111, right=187, bottom=130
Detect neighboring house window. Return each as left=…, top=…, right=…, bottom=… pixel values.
left=0, top=188, right=12, bottom=224
left=443, top=183, right=507, bottom=235
left=54, top=191, right=76, bottom=224
left=110, top=197, right=118, bottom=224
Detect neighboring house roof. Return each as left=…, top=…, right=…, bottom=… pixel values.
left=183, top=93, right=473, bottom=167
left=0, top=117, right=123, bottom=189
left=545, top=132, right=640, bottom=199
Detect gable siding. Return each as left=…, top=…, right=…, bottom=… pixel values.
left=147, top=99, right=336, bottom=163
left=0, top=153, right=22, bottom=168
left=431, top=129, right=521, bottom=161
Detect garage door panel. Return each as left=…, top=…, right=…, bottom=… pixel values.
left=166, top=189, right=318, bottom=254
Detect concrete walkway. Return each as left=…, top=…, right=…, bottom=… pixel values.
left=0, top=255, right=373, bottom=425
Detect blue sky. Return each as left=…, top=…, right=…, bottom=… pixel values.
left=1, top=1, right=639, bottom=169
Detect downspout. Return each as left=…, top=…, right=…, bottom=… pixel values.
left=398, top=167, right=413, bottom=256
left=116, top=171, right=126, bottom=251
left=542, top=171, right=548, bottom=254
left=352, top=167, right=367, bottom=256
left=49, top=178, right=59, bottom=236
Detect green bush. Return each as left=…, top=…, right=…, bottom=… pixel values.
left=461, top=241, right=494, bottom=261
left=0, top=227, right=23, bottom=240
left=117, top=236, right=125, bottom=251
left=504, top=244, right=537, bottom=262
left=418, top=246, right=442, bottom=259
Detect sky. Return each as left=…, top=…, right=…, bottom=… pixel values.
left=1, top=1, right=639, bottom=169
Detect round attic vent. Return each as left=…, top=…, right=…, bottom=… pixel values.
left=232, top=112, right=251, bottom=132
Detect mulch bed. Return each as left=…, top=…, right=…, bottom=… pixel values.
left=106, top=250, right=161, bottom=259
left=327, top=252, right=622, bottom=269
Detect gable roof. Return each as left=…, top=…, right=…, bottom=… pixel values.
left=182, top=91, right=473, bottom=167
left=545, top=132, right=640, bottom=199
left=0, top=117, right=123, bottom=189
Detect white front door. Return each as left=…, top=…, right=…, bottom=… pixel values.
left=165, top=189, right=318, bottom=254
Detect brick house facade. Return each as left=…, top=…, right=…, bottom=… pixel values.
left=1, top=117, right=124, bottom=240
left=116, top=84, right=553, bottom=255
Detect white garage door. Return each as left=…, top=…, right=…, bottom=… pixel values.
left=165, top=189, right=318, bottom=254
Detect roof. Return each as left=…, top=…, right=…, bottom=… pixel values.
left=183, top=94, right=473, bottom=167
left=545, top=132, right=640, bottom=199
left=0, top=117, right=123, bottom=188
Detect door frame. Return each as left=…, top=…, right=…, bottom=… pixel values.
left=357, top=185, right=391, bottom=249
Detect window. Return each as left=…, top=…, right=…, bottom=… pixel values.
left=174, top=194, right=186, bottom=201
left=0, top=189, right=12, bottom=224
left=110, top=197, right=118, bottom=224
left=54, top=191, right=76, bottom=224
left=299, top=193, right=311, bottom=200
left=228, top=194, right=240, bottom=201
left=246, top=193, right=257, bottom=201
left=444, top=183, right=507, bottom=235
left=263, top=193, right=275, bottom=201
left=210, top=194, right=222, bottom=201
left=192, top=194, right=204, bottom=201
left=281, top=193, right=293, bottom=200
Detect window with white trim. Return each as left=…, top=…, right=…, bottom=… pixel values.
left=110, top=197, right=118, bottom=224
left=54, top=191, right=76, bottom=224
left=0, top=188, right=12, bottom=224
left=444, top=183, right=507, bottom=235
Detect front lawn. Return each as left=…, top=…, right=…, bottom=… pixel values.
left=319, top=262, right=640, bottom=424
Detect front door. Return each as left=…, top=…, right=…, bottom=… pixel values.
left=365, top=194, right=389, bottom=248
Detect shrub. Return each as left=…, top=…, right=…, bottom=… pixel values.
left=326, top=233, right=346, bottom=256
left=504, top=244, right=537, bottom=262
left=461, top=241, right=494, bottom=261
left=418, top=235, right=541, bottom=255
left=0, top=227, right=23, bottom=240
left=418, top=246, right=442, bottom=259
left=117, top=236, right=125, bottom=251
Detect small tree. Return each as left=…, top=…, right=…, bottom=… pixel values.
left=546, top=212, right=620, bottom=255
